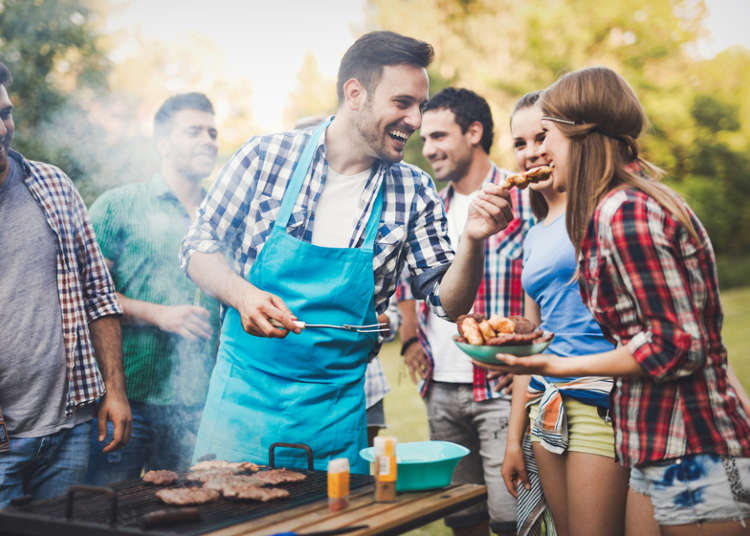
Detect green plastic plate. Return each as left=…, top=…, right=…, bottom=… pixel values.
left=454, top=332, right=553, bottom=364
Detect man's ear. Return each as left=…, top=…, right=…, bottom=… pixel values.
left=466, top=121, right=484, bottom=147
left=342, top=78, right=367, bottom=111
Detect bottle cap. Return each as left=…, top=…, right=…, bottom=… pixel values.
left=328, top=458, right=349, bottom=473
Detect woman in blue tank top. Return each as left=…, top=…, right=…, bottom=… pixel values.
left=498, top=92, right=629, bottom=536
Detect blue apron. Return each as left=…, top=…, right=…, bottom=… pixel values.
left=193, top=120, right=381, bottom=474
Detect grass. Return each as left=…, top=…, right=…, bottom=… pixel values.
left=376, top=286, right=750, bottom=536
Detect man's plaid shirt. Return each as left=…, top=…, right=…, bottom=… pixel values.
left=398, top=165, right=536, bottom=402
left=579, top=188, right=750, bottom=466
left=13, top=151, right=122, bottom=414
left=180, top=125, right=456, bottom=360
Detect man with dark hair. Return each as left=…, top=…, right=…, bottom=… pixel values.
left=0, top=62, right=130, bottom=506
left=180, top=31, right=514, bottom=473
left=398, top=87, right=535, bottom=536
left=86, top=92, right=221, bottom=483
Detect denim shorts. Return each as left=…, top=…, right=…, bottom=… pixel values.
left=630, top=454, right=750, bottom=525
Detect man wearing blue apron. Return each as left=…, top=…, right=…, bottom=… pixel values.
left=179, top=31, right=514, bottom=474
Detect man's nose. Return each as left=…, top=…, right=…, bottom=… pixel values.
left=405, top=105, right=422, bottom=130
left=422, top=139, right=433, bottom=159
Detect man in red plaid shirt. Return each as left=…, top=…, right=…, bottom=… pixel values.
left=0, top=62, right=130, bottom=507
left=398, top=88, right=535, bottom=536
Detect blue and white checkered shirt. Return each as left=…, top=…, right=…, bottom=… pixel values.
left=180, top=125, right=455, bottom=344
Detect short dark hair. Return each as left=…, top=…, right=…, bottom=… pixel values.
left=423, top=87, right=494, bottom=153
left=154, top=92, right=214, bottom=139
left=0, top=62, right=12, bottom=87
left=337, top=31, right=433, bottom=104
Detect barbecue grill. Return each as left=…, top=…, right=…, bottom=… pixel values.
left=0, top=443, right=374, bottom=536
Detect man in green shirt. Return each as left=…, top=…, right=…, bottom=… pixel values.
left=86, top=93, right=221, bottom=482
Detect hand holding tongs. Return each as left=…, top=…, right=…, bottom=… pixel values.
left=272, top=320, right=389, bottom=333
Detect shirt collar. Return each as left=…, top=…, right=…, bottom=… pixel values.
left=151, top=173, right=208, bottom=203
left=443, top=162, right=500, bottom=205
left=10, top=149, right=32, bottom=178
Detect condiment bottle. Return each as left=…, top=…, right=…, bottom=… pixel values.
left=327, top=458, right=350, bottom=511
left=374, top=436, right=397, bottom=502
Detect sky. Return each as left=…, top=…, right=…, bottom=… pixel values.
left=106, top=0, right=749, bottom=132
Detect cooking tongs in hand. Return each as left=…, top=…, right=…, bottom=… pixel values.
left=274, top=320, right=389, bottom=333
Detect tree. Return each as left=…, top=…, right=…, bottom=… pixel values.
left=283, top=52, right=337, bottom=128
left=365, top=0, right=750, bottom=283
left=0, top=0, right=111, bottom=199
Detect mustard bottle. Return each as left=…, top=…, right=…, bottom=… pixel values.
left=374, top=436, right=397, bottom=502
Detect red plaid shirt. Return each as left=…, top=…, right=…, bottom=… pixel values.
left=17, top=153, right=122, bottom=414
left=398, top=165, right=535, bottom=401
left=579, top=188, right=750, bottom=466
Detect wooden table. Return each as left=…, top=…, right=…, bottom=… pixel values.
left=209, top=483, right=487, bottom=536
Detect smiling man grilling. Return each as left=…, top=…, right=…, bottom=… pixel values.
left=179, top=31, right=514, bottom=473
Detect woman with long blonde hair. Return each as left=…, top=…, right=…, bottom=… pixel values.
left=477, top=67, right=750, bottom=535
left=500, top=91, right=628, bottom=536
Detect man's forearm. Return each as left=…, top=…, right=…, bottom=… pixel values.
left=436, top=236, right=485, bottom=320
left=187, top=251, right=249, bottom=310
left=117, top=293, right=167, bottom=326
left=89, top=315, right=126, bottom=393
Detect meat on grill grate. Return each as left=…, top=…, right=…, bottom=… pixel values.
left=142, top=470, right=179, bottom=485
left=254, top=468, right=307, bottom=485
left=190, top=460, right=262, bottom=472
left=202, top=474, right=265, bottom=491
left=223, top=485, right=290, bottom=501
left=155, top=486, right=220, bottom=505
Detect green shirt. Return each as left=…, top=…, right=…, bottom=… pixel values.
left=89, top=176, right=220, bottom=406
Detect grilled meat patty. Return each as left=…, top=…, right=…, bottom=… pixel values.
left=142, top=470, right=179, bottom=485
left=155, top=487, right=220, bottom=505
left=254, top=469, right=306, bottom=485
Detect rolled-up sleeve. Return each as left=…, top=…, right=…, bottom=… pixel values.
left=596, top=198, right=703, bottom=382
left=403, top=177, right=454, bottom=317
left=180, top=139, right=261, bottom=273
left=72, top=185, right=122, bottom=321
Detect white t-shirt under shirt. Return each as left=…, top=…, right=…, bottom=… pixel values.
left=311, top=167, right=371, bottom=247
left=425, top=190, right=475, bottom=383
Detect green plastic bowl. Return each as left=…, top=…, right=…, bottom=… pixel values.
left=359, top=440, right=470, bottom=492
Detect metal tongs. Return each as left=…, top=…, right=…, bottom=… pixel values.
left=273, top=320, right=389, bottom=333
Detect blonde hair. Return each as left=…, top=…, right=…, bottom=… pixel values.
left=540, top=66, right=697, bottom=256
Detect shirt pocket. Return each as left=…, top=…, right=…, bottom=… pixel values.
left=489, top=218, right=524, bottom=261
left=253, top=194, right=307, bottom=248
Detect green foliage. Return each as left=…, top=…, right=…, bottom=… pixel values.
left=368, top=0, right=749, bottom=257
left=0, top=0, right=110, bottom=199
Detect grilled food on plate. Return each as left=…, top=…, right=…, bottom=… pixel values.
left=455, top=314, right=553, bottom=346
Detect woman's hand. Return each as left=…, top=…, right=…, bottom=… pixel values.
left=501, top=441, right=530, bottom=498
left=472, top=354, right=555, bottom=375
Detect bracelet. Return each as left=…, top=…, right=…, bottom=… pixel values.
left=400, top=336, right=419, bottom=356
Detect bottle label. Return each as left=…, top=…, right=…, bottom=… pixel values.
left=327, top=471, right=350, bottom=498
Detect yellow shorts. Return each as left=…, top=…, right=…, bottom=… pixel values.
left=528, top=397, right=615, bottom=458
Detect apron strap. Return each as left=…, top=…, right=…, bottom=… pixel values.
left=276, top=119, right=331, bottom=228
left=361, top=182, right=384, bottom=250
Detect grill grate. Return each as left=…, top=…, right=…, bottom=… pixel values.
left=1, top=469, right=374, bottom=536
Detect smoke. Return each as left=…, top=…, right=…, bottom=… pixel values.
left=35, top=90, right=158, bottom=205
left=34, top=89, right=221, bottom=470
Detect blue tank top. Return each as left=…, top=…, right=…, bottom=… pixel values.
left=522, top=213, right=613, bottom=407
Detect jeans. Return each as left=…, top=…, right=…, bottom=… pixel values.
left=86, top=402, right=202, bottom=486
left=0, top=420, right=93, bottom=508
